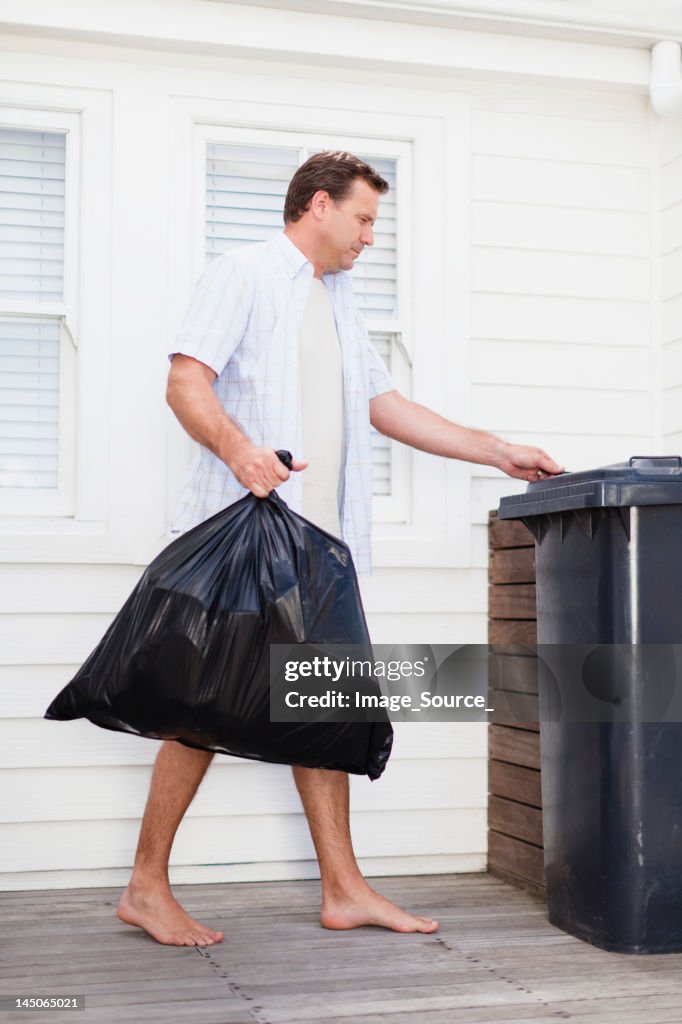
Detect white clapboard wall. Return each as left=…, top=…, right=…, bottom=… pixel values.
left=468, top=88, right=655, bottom=566
left=661, top=117, right=682, bottom=450
left=0, top=17, right=664, bottom=891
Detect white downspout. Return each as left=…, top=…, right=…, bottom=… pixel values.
left=650, top=40, right=682, bottom=119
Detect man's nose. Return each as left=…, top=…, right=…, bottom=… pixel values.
left=360, top=225, right=374, bottom=246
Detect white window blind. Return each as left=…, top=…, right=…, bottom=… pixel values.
left=0, top=128, right=65, bottom=303
left=206, top=144, right=299, bottom=252
left=204, top=141, right=400, bottom=498
left=0, top=316, right=59, bottom=488
left=0, top=126, right=66, bottom=493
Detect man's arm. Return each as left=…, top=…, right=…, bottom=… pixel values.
left=167, top=354, right=306, bottom=497
left=369, top=390, right=563, bottom=483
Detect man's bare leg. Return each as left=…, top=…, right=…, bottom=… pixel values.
left=292, top=766, right=438, bottom=933
left=117, top=740, right=224, bottom=946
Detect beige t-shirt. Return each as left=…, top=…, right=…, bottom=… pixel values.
left=299, top=277, right=344, bottom=536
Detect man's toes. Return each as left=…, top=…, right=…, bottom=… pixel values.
left=172, top=930, right=204, bottom=946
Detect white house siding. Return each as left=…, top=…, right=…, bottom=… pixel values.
left=0, top=6, right=664, bottom=891
left=468, top=87, right=655, bottom=563
left=661, top=117, right=682, bottom=451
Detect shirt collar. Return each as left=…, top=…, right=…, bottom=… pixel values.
left=272, top=230, right=311, bottom=279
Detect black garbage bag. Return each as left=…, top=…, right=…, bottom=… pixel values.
left=45, top=483, right=393, bottom=780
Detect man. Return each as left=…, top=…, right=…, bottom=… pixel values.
left=117, top=151, right=562, bottom=947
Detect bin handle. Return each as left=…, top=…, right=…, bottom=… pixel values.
left=628, top=455, right=682, bottom=470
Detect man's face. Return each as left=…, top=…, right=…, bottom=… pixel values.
left=318, top=178, right=380, bottom=272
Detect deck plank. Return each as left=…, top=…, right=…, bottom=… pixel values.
left=1, top=874, right=682, bottom=1024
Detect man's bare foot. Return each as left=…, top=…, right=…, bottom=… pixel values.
left=117, top=881, right=224, bottom=946
left=320, top=882, right=439, bottom=933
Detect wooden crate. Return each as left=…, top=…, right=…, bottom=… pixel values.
left=487, top=510, right=545, bottom=896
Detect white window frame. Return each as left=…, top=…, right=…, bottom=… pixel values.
left=168, top=93, right=471, bottom=567
left=0, top=79, right=112, bottom=563
left=0, top=107, right=80, bottom=518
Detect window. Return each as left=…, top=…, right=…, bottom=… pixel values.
left=201, top=130, right=411, bottom=521
left=0, top=115, right=78, bottom=516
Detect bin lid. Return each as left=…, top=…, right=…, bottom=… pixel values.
left=498, top=456, right=682, bottom=519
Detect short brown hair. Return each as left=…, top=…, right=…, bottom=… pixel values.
left=283, top=151, right=389, bottom=224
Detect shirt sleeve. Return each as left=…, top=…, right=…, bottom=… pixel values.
left=169, top=253, right=251, bottom=376
left=366, top=334, right=397, bottom=399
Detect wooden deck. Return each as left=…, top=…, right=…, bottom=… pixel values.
left=2, top=873, right=682, bottom=1023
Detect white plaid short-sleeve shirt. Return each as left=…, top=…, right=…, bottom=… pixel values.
left=169, top=231, right=395, bottom=575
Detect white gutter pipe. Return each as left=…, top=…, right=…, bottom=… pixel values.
left=650, top=40, right=682, bottom=119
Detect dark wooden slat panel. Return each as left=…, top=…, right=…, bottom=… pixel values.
left=489, top=513, right=534, bottom=550
left=488, top=829, right=546, bottom=888
left=490, top=547, right=536, bottom=584
left=491, top=718, right=539, bottom=734
left=489, top=643, right=536, bottom=658
left=490, top=654, right=538, bottom=694
left=491, top=724, right=540, bottom=741
left=489, top=795, right=544, bottom=846
left=489, top=689, right=540, bottom=729
left=488, top=724, right=541, bottom=770
left=489, top=759, right=542, bottom=807
left=488, top=620, right=537, bottom=644
left=487, top=862, right=546, bottom=898
left=488, top=507, right=545, bottom=899
left=489, top=584, right=537, bottom=620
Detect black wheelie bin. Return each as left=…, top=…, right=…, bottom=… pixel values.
left=498, top=456, right=682, bottom=954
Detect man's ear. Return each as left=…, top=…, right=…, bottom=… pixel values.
left=309, top=189, right=331, bottom=221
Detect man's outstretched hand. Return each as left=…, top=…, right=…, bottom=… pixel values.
left=496, top=443, right=564, bottom=483
left=228, top=442, right=307, bottom=498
